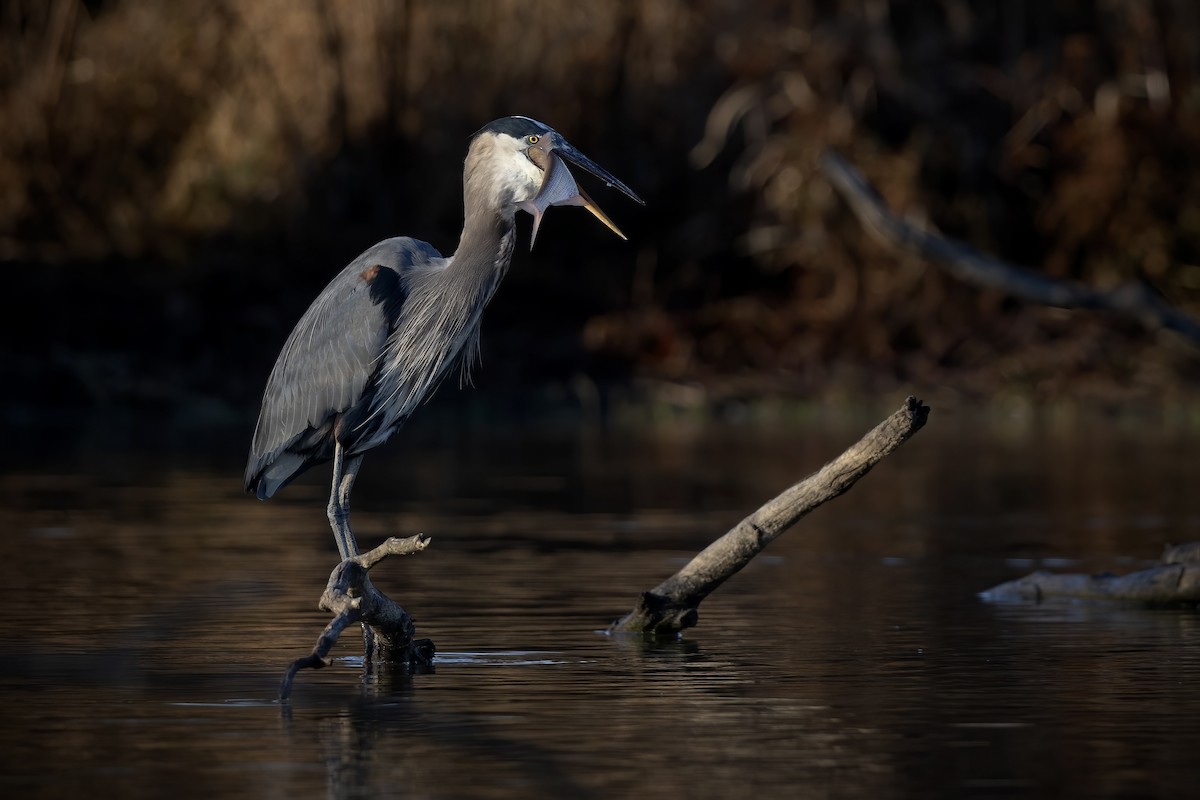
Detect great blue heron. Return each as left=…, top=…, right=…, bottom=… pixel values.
left=245, top=116, right=643, bottom=561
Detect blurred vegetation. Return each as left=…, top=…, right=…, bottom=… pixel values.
left=4, top=0, right=1200, bottom=417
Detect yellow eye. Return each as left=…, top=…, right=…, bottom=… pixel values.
left=526, top=134, right=540, bottom=145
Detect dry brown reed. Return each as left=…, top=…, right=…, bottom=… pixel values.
left=5, top=0, right=1200, bottom=405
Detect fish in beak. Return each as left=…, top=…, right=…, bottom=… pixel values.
left=520, top=135, right=644, bottom=247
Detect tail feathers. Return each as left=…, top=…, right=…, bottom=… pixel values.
left=245, top=451, right=309, bottom=500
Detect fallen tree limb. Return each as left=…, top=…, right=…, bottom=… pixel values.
left=610, top=396, right=930, bottom=635
left=280, top=533, right=435, bottom=701
left=980, top=541, right=1200, bottom=605
left=819, top=151, right=1200, bottom=345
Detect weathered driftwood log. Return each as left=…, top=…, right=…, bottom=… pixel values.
left=610, top=395, right=930, bottom=635
left=280, top=534, right=435, bottom=701
left=980, top=542, right=1200, bottom=605
left=820, top=152, right=1200, bottom=345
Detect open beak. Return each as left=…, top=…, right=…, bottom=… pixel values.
left=521, top=135, right=645, bottom=248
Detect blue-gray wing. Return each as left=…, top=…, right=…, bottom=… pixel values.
left=244, top=237, right=443, bottom=498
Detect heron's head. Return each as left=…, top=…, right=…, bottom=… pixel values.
left=466, top=116, right=644, bottom=245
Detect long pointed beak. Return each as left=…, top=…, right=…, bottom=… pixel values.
left=553, top=139, right=645, bottom=207
left=573, top=185, right=628, bottom=240
left=521, top=135, right=644, bottom=248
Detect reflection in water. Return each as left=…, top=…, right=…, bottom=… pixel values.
left=1, top=414, right=1199, bottom=797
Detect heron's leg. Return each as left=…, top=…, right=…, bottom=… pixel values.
left=327, top=442, right=377, bottom=655
left=327, top=442, right=365, bottom=560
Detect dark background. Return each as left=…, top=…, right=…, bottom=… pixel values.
left=5, top=0, right=1200, bottom=425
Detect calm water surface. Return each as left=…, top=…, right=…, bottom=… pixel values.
left=1, top=408, right=1199, bottom=798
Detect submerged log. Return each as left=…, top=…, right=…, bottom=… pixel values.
left=281, top=398, right=931, bottom=690
left=280, top=534, right=435, bottom=701
left=610, top=396, right=930, bottom=636
left=980, top=542, right=1200, bottom=605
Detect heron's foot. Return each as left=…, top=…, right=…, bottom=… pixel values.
left=280, top=534, right=435, bottom=700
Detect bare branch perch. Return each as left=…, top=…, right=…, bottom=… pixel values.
left=352, top=533, right=431, bottom=570
left=610, top=396, right=930, bottom=635
left=980, top=542, right=1200, bottom=605
left=280, top=534, right=435, bottom=700
left=819, top=151, right=1200, bottom=344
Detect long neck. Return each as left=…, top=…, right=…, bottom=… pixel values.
left=449, top=201, right=516, bottom=310
left=425, top=191, right=517, bottom=379
left=367, top=151, right=524, bottom=433
left=371, top=200, right=517, bottom=429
